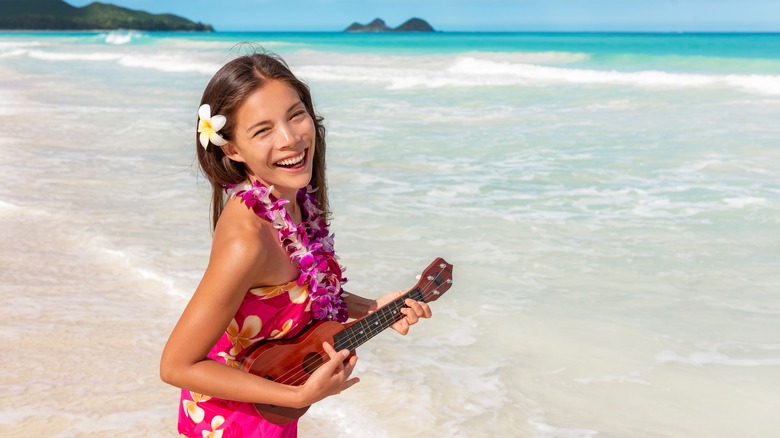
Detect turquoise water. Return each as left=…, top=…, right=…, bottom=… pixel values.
left=1, top=31, right=779, bottom=436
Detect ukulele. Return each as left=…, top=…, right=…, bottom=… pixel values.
left=239, top=257, right=453, bottom=425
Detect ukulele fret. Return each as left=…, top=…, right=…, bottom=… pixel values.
left=333, top=288, right=425, bottom=351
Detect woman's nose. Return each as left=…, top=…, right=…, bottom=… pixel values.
left=278, top=123, right=300, bottom=148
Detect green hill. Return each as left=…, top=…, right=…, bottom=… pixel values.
left=394, top=18, right=434, bottom=32
left=0, top=0, right=214, bottom=31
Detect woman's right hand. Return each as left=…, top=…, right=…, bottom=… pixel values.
left=294, top=342, right=359, bottom=407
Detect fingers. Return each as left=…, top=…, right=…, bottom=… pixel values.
left=402, top=307, right=419, bottom=325
left=343, top=377, right=360, bottom=390
left=321, top=341, right=350, bottom=373
left=327, top=343, right=359, bottom=388
left=342, top=354, right=358, bottom=381
left=388, top=298, right=433, bottom=336
left=322, top=340, right=347, bottom=358
left=299, top=343, right=359, bottom=405
left=403, top=298, right=432, bottom=323
left=420, top=301, right=432, bottom=318
left=370, top=290, right=406, bottom=314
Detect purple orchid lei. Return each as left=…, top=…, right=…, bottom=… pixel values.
left=226, top=180, right=348, bottom=322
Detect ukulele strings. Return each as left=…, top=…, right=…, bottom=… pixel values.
left=278, top=296, right=411, bottom=387
left=267, top=271, right=447, bottom=387
left=271, top=276, right=442, bottom=387
left=268, top=291, right=421, bottom=388
left=262, top=277, right=440, bottom=387
left=276, top=287, right=438, bottom=388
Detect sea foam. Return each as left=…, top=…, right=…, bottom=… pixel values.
left=116, top=54, right=220, bottom=74
left=21, top=49, right=221, bottom=75
left=656, top=350, right=780, bottom=367
left=298, top=55, right=780, bottom=96
left=449, top=57, right=780, bottom=96
left=102, top=30, right=146, bottom=45
left=528, top=410, right=600, bottom=438
left=27, top=49, right=123, bottom=61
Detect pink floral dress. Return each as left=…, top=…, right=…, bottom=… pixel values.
left=178, top=279, right=313, bottom=438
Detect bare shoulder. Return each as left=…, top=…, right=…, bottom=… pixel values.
left=207, top=196, right=297, bottom=289
left=210, top=197, right=277, bottom=275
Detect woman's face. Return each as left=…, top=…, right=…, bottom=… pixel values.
left=225, top=80, right=316, bottom=200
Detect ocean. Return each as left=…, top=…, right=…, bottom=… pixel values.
left=1, top=30, right=779, bottom=437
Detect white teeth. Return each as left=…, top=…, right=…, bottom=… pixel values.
left=276, top=151, right=304, bottom=166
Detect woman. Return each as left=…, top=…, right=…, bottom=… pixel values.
left=160, top=53, right=432, bottom=437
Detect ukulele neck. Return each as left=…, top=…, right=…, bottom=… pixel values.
left=333, top=288, right=425, bottom=351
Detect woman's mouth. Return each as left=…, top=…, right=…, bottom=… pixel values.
left=274, top=150, right=306, bottom=169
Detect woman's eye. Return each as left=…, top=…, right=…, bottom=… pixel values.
left=292, top=111, right=305, bottom=119
left=253, top=128, right=270, bottom=137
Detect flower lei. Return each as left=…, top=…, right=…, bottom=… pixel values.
left=226, top=180, right=348, bottom=322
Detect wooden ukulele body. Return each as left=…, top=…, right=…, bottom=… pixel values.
left=240, top=320, right=348, bottom=424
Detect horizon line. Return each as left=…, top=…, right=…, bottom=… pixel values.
left=3, top=29, right=780, bottom=34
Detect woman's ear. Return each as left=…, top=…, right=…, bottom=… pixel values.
left=221, top=142, right=245, bottom=163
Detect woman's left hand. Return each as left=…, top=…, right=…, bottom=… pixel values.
left=370, top=291, right=432, bottom=335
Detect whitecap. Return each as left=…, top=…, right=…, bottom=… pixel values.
left=0, top=41, right=43, bottom=49
left=305, top=398, right=388, bottom=437
left=528, top=410, right=600, bottom=438
left=722, top=197, right=768, bottom=208
left=22, top=49, right=220, bottom=75
left=0, top=199, right=20, bottom=212
left=0, top=48, right=26, bottom=58
left=460, top=50, right=591, bottom=65
left=100, top=247, right=182, bottom=297
left=27, top=49, right=123, bottom=61
left=656, top=349, right=780, bottom=367
left=103, top=30, right=146, bottom=45
left=298, top=55, right=780, bottom=96
left=449, top=57, right=716, bottom=87
left=708, top=301, right=780, bottom=314
left=574, top=374, right=651, bottom=385
left=117, top=54, right=221, bottom=75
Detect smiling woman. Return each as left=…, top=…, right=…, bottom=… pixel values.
left=221, top=81, right=317, bottom=201
left=159, top=52, right=433, bottom=437
left=191, top=53, right=330, bottom=228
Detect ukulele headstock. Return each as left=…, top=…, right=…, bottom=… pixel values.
left=413, top=257, right=453, bottom=303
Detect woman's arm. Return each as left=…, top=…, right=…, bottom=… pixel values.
left=160, top=224, right=358, bottom=408
left=342, top=291, right=374, bottom=319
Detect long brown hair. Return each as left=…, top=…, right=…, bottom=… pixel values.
left=196, top=52, right=329, bottom=229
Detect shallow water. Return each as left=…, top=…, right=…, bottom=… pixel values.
left=1, top=31, right=779, bottom=437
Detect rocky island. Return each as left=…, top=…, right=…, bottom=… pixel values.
left=0, top=0, right=213, bottom=31
left=345, top=17, right=435, bottom=32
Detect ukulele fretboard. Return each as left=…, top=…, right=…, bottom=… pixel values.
left=333, top=288, right=425, bottom=351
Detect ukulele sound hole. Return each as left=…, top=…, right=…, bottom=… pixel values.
left=302, top=352, right=324, bottom=374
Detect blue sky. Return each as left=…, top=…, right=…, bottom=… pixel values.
left=66, top=0, right=780, bottom=32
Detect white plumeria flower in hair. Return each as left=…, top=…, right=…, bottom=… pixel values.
left=198, top=104, right=228, bottom=149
